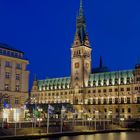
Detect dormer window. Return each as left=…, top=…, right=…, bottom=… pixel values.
left=127, top=77, right=130, bottom=84
left=109, top=79, right=112, bottom=85
left=104, top=79, right=107, bottom=86
left=88, top=81, right=91, bottom=87
left=121, top=77, right=124, bottom=84
left=76, top=42, right=78, bottom=45
left=93, top=80, right=96, bottom=86
left=115, top=78, right=118, bottom=85
left=98, top=80, right=101, bottom=86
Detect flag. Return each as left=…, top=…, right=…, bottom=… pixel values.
left=61, top=105, right=66, bottom=113
left=68, top=108, right=76, bottom=114
left=48, top=105, right=54, bottom=114
left=33, top=109, right=40, bottom=118
left=83, top=108, right=87, bottom=113
left=3, top=100, right=10, bottom=109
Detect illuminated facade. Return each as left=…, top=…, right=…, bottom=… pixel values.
left=0, top=43, right=29, bottom=122
left=31, top=0, right=140, bottom=120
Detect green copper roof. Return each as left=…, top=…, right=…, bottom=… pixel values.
left=38, top=77, right=71, bottom=91
left=89, top=70, right=133, bottom=86
left=37, top=70, right=134, bottom=91
left=89, top=70, right=133, bottom=80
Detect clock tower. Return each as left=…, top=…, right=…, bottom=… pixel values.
left=71, top=0, right=92, bottom=89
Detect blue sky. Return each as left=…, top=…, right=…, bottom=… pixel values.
left=0, top=0, right=140, bottom=88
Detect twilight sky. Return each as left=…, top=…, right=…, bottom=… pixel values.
left=0, top=0, right=140, bottom=88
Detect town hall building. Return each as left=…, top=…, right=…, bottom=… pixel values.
left=31, top=0, right=140, bottom=120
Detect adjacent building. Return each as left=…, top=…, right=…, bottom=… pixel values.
left=31, top=0, right=140, bottom=121
left=0, top=43, right=29, bottom=122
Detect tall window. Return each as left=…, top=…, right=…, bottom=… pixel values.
left=16, top=74, right=20, bottom=80
left=121, top=97, right=124, bottom=104
left=5, top=84, right=9, bottom=91
left=5, top=61, right=11, bottom=67
left=16, top=63, right=22, bottom=69
left=122, top=108, right=124, bottom=113
left=104, top=98, right=107, bottom=104
left=109, top=98, right=112, bottom=104
left=15, top=98, right=19, bottom=104
left=128, top=108, right=131, bottom=113
left=5, top=72, right=11, bottom=79
left=93, top=99, right=96, bottom=104
left=115, top=98, right=118, bottom=104
left=98, top=99, right=101, bottom=104
left=127, top=97, right=131, bottom=104
left=16, top=85, right=20, bottom=92
left=137, top=97, right=140, bottom=103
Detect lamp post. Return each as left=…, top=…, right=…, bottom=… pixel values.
left=31, top=97, right=37, bottom=128
left=0, top=94, right=11, bottom=128
left=61, top=106, right=65, bottom=133
left=108, top=111, right=113, bottom=130
left=38, top=108, right=43, bottom=127
left=79, top=110, right=84, bottom=126
left=15, top=108, right=17, bottom=136
left=95, top=110, right=99, bottom=131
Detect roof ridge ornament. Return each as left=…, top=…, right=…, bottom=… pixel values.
left=79, top=0, right=83, bottom=17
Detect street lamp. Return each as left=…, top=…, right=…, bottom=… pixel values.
left=61, top=106, right=66, bottom=133
left=95, top=110, right=99, bottom=131
left=108, top=110, right=113, bottom=129
left=31, top=97, right=37, bottom=128
left=0, top=94, right=11, bottom=128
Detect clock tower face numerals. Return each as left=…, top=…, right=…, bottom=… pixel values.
left=86, top=63, right=89, bottom=68
left=75, top=62, right=80, bottom=68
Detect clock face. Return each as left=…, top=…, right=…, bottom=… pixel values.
left=86, top=63, right=89, bottom=68
left=75, top=62, right=79, bottom=68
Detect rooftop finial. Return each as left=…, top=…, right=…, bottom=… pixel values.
left=34, top=74, right=37, bottom=81
left=80, top=0, right=83, bottom=8
left=79, top=0, right=83, bottom=16
left=100, top=56, right=103, bottom=68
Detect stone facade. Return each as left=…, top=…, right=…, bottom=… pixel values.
left=0, top=43, right=29, bottom=122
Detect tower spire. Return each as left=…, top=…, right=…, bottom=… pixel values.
left=100, top=56, right=103, bottom=68
left=76, top=0, right=87, bottom=45
left=79, top=0, right=83, bottom=17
